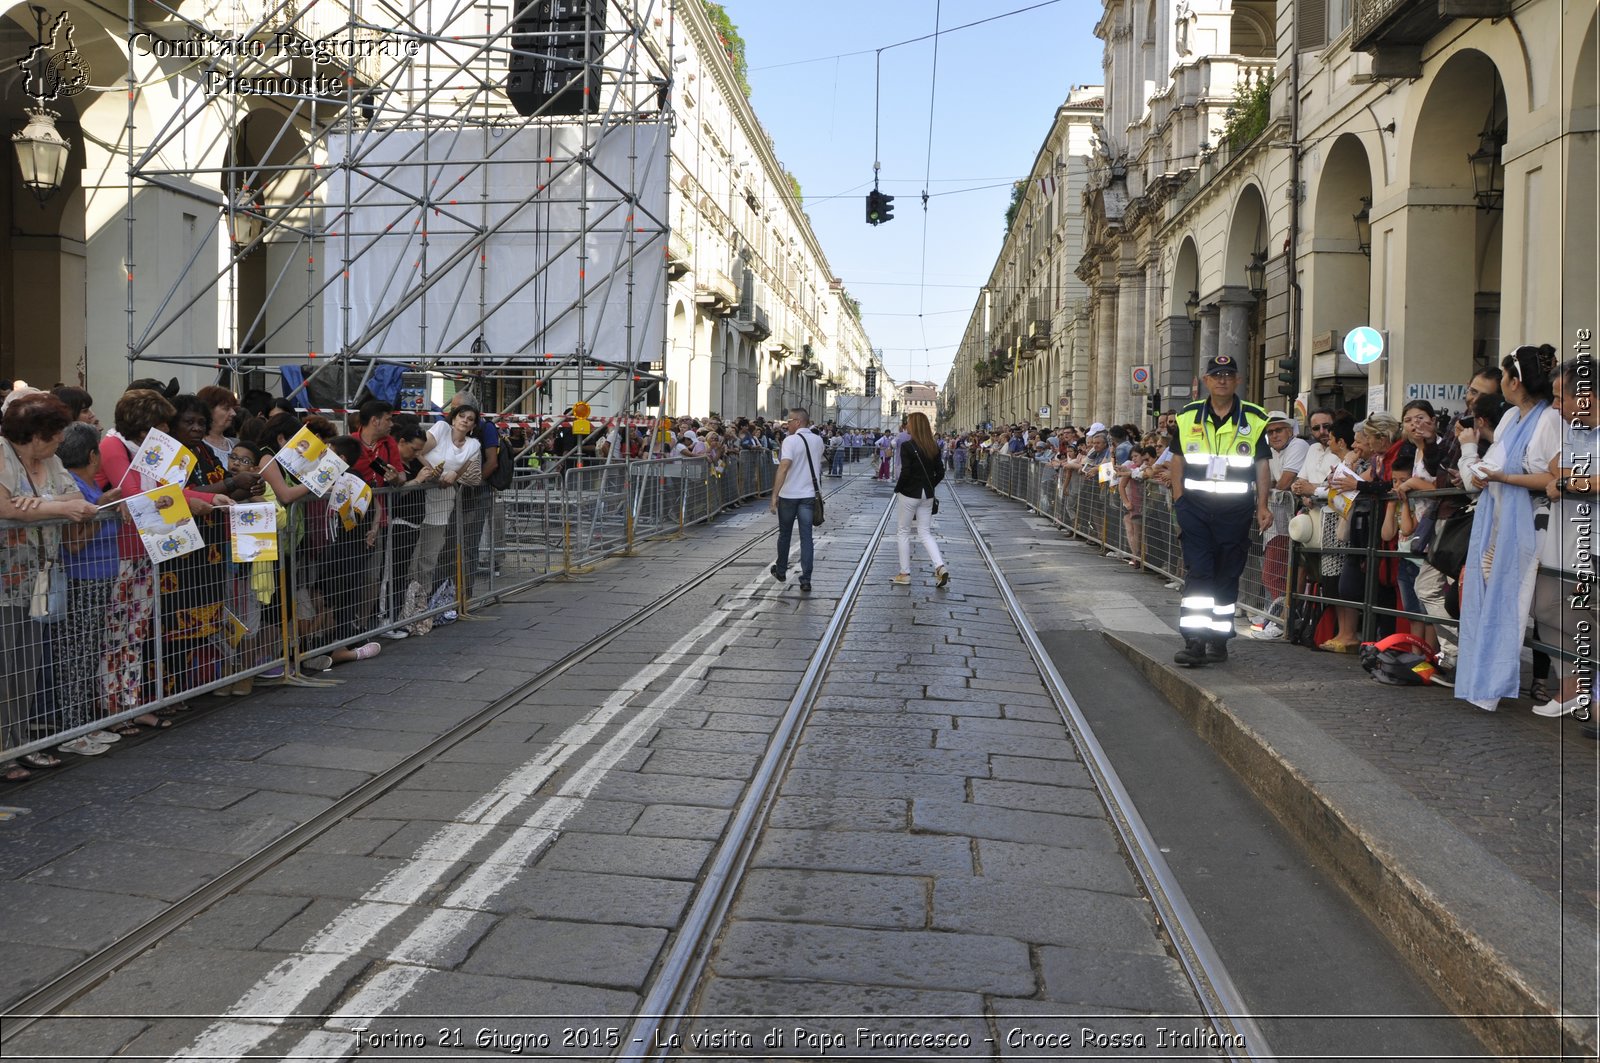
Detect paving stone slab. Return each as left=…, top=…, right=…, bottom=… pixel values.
left=487, top=867, right=694, bottom=927
left=779, top=769, right=968, bottom=802
left=225, top=789, right=337, bottom=823
left=257, top=741, right=408, bottom=774
left=588, top=771, right=747, bottom=809
left=788, top=745, right=991, bottom=777
left=753, top=829, right=973, bottom=876
left=464, top=916, right=666, bottom=991
left=243, top=851, right=444, bottom=901
left=630, top=804, right=732, bottom=840
left=732, top=868, right=926, bottom=930
left=805, top=710, right=957, bottom=731
left=970, top=779, right=1107, bottom=818
left=712, top=920, right=1033, bottom=996
left=974, top=839, right=1141, bottom=896
left=64, top=943, right=359, bottom=1020
left=21, top=840, right=239, bottom=903
left=767, top=796, right=909, bottom=832
left=950, top=716, right=1074, bottom=740
left=934, top=730, right=1079, bottom=761
left=539, top=831, right=714, bottom=881
left=898, top=698, right=1006, bottom=718
left=640, top=747, right=760, bottom=780
left=0, top=877, right=171, bottom=954
left=988, top=755, right=1096, bottom=788
left=933, top=876, right=1163, bottom=953
left=912, top=799, right=1118, bottom=850
left=167, top=892, right=315, bottom=952
left=647, top=727, right=771, bottom=755
left=1036, top=943, right=1201, bottom=1013
left=127, top=779, right=255, bottom=813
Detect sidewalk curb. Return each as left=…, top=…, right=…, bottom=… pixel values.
left=1103, top=630, right=1598, bottom=1061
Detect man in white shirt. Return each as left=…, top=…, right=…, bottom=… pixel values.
left=769, top=407, right=825, bottom=593
left=1249, top=410, right=1310, bottom=639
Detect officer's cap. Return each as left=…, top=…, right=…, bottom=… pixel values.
left=1204, top=354, right=1239, bottom=376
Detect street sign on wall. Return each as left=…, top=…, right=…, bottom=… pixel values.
left=1405, top=383, right=1468, bottom=408
left=1343, top=327, right=1385, bottom=365
left=1131, top=365, right=1152, bottom=393
left=1038, top=406, right=1050, bottom=420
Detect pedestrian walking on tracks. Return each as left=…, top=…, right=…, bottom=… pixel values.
left=769, top=407, right=824, bottom=593
left=1170, top=354, right=1273, bottom=667
left=892, top=411, right=950, bottom=587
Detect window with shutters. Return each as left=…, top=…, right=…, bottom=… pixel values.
left=1296, top=0, right=1328, bottom=51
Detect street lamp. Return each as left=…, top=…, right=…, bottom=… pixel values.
left=11, top=107, right=69, bottom=205
left=1245, top=251, right=1267, bottom=296
left=1184, top=290, right=1200, bottom=325
left=1468, top=120, right=1504, bottom=211
left=1353, top=196, right=1372, bottom=257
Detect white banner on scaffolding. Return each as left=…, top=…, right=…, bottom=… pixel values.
left=325, top=120, right=668, bottom=379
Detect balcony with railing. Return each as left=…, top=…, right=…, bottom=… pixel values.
left=732, top=300, right=771, bottom=341
left=694, top=268, right=738, bottom=313
left=1352, top=0, right=1511, bottom=77
left=1163, top=56, right=1279, bottom=220
left=666, top=231, right=693, bottom=278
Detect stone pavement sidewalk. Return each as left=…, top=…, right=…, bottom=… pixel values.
left=956, top=482, right=1598, bottom=1060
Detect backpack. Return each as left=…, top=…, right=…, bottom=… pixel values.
left=486, top=438, right=515, bottom=490
left=1359, top=633, right=1440, bottom=686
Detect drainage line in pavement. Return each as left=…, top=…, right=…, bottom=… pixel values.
left=0, top=476, right=860, bottom=1041
left=621, top=497, right=898, bottom=1063
left=950, top=484, right=1278, bottom=1063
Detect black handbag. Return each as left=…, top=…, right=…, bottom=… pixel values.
left=798, top=430, right=824, bottom=526
left=908, top=442, right=944, bottom=513
left=1426, top=504, right=1475, bottom=577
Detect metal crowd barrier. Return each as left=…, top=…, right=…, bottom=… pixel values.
left=0, top=448, right=793, bottom=765
left=979, top=454, right=1589, bottom=679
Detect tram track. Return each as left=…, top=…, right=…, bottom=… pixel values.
left=616, top=481, right=1273, bottom=1063
left=946, top=484, right=1275, bottom=1063
left=0, top=475, right=859, bottom=1046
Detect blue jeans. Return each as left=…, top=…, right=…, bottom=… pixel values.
left=775, top=496, right=815, bottom=580
left=829, top=448, right=845, bottom=476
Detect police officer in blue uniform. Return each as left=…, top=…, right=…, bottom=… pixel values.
left=1170, top=354, right=1274, bottom=666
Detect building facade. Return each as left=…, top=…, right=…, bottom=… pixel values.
left=663, top=1, right=883, bottom=422
left=1078, top=0, right=1595, bottom=425
left=943, top=87, right=1103, bottom=432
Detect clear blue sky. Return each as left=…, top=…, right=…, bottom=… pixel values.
left=730, top=0, right=1104, bottom=388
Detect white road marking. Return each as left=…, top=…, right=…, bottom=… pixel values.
left=171, top=570, right=772, bottom=1062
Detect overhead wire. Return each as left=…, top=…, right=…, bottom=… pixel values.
left=749, top=0, right=1065, bottom=71
left=917, top=0, right=942, bottom=381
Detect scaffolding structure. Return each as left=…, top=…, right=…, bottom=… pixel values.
left=121, top=0, right=672, bottom=426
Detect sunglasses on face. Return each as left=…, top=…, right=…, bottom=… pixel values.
left=1310, top=423, right=1333, bottom=432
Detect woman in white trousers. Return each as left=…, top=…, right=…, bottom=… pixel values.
left=891, top=412, right=949, bottom=586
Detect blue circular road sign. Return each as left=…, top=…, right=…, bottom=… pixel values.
left=1344, top=326, right=1385, bottom=365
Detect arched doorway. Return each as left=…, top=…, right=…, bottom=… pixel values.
left=1222, top=183, right=1269, bottom=403
left=1167, top=236, right=1200, bottom=401
left=1404, top=49, right=1505, bottom=392
left=1310, top=133, right=1374, bottom=415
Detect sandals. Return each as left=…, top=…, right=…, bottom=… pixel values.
left=19, top=752, right=62, bottom=770
left=1, top=762, right=31, bottom=783
left=134, top=714, right=173, bottom=730
left=1319, top=639, right=1359, bottom=654
left=1529, top=679, right=1553, bottom=705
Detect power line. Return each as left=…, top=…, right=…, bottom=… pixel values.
left=749, top=0, right=1065, bottom=71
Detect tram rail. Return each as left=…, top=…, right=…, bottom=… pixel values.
left=0, top=475, right=860, bottom=1046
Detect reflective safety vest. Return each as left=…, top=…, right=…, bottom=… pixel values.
left=1174, top=398, right=1269, bottom=495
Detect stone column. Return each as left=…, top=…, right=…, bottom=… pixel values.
left=1198, top=303, right=1220, bottom=373
left=1165, top=316, right=1196, bottom=400
left=1116, top=270, right=1145, bottom=423
left=1217, top=286, right=1256, bottom=387
left=1094, top=286, right=1119, bottom=422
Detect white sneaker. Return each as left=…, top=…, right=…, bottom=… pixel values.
left=381, top=629, right=410, bottom=640
left=86, top=730, right=122, bottom=744
left=439, top=610, right=458, bottom=624
left=1247, top=621, right=1285, bottom=641
left=1532, top=696, right=1587, bottom=718
left=301, top=654, right=334, bottom=673
left=59, top=737, right=110, bottom=756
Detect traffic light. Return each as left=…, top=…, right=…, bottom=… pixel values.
left=1146, top=390, right=1162, bottom=417
left=1276, top=353, right=1300, bottom=398
left=865, top=190, right=895, bottom=226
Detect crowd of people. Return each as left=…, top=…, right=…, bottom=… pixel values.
left=944, top=345, right=1595, bottom=722
left=0, top=379, right=521, bottom=782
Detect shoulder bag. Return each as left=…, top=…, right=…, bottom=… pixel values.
left=798, top=430, right=825, bottom=526
left=1426, top=503, right=1474, bottom=577
left=908, top=441, right=945, bottom=514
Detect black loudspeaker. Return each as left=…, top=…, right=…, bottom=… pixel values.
left=507, top=0, right=605, bottom=117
